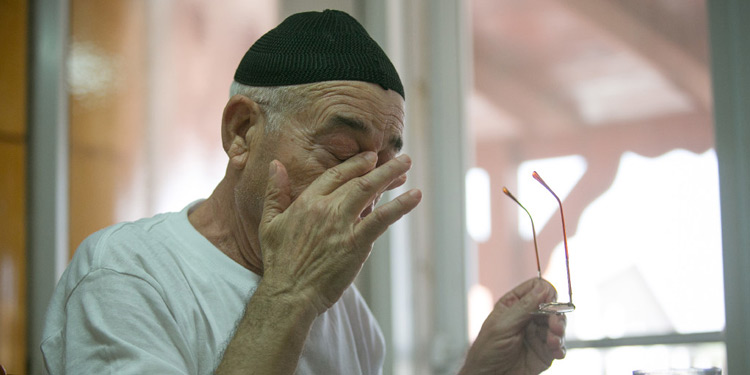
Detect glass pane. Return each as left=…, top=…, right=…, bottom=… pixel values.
left=543, top=149, right=724, bottom=340
left=68, top=1, right=279, bottom=254
left=467, top=0, right=722, bottom=359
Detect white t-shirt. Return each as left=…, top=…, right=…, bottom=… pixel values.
left=41, top=202, right=385, bottom=374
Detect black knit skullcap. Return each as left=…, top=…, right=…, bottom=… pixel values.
left=234, top=9, right=404, bottom=99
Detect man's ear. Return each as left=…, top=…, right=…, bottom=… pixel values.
left=221, top=95, right=263, bottom=169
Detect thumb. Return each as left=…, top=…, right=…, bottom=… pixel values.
left=262, top=160, right=292, bottom=225
left=495, top=279, right=553, bottom=333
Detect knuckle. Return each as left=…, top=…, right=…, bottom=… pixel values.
left=310, top=199, right=329, bottom=213
left=324, top=166, right=347, bottom=183
left=369, top=208, right=387, bottom=224
left=353, top=177, right=375, bottom=192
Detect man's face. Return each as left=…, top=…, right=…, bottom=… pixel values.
left=243, top=81, right=405, bottom=221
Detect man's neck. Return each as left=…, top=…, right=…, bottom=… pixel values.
left=188, top=178, right=264, bottom=275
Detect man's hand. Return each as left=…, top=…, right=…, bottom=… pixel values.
left=460, top=278, right=567, bottom=375
left=259, top=151, right=422, bottom=314
left=216, top=152, right=420, bottom=375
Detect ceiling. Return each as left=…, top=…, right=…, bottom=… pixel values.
left=470, top=0, right=711, bottom=142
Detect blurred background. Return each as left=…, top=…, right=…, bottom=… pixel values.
left=2, top=0, right=748, bottom=374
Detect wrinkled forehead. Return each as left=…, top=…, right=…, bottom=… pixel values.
left=303, top=81, right=405, bottom=132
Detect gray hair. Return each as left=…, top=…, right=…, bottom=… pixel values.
left=229, top=81, right=312, bottom=131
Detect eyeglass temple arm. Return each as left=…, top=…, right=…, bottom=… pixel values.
left=502, top=187, right=542, bottom=278
left=532, top=171, right=573, bottom=304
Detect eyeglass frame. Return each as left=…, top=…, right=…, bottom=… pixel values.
left=503, top=171, right=575, bottom=314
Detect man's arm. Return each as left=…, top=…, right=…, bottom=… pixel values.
left=216, top=153, right=421, bottom=374
left=215, top=282, right=317, bottom=374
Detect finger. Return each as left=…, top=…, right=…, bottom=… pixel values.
left=546, top=330, right=567, bottom=359
left=365, top=170, right=408, bottom=215
left=548, top=313, right=566, bottom=337
left=385, top=173, right=407, bottom=191
left=356, top=188, right=422, bottom=244
left=523, top=320, right=556, bottom=371
left=261, top=160, right=292, bottom=226
left=340, top=154, right=412, bottom=217
left=541, top=314, right=566, bottom=360
left=494, top=278, right=555, bottom=334
left=305, top=152, right=378, bottom=196
left=522, top=304, right=567, bottom=367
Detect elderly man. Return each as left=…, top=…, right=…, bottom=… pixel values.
left=41, top=9, right=566, bottom=374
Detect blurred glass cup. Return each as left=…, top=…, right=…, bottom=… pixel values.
left=633, top=368, right=721, bottom=375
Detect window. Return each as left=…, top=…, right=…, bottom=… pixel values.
left=67, top=0, right=279, bottom=252
left=468, top=0, right=725, bottom=373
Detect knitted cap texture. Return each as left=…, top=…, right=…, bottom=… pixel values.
left=234, top=9, right=404, bottom=99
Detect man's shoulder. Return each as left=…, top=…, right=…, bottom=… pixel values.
left=41, top=209, right=212, bottom=375
left=87, top=211, right=173, bottom=251
left=68, top=211, right=184, bottom=278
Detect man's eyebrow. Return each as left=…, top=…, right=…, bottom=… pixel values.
left=331, top=115, right=403, bottom=153
left=332, top=115, right=369, bottom=133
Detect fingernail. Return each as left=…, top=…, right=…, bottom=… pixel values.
left=409, top=189, right=422, bottom=199
left=269, top=161, right=277, bottom=176
left=363, top=152, right=377, bottom=163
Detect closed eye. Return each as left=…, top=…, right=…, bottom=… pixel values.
left=326, top=138, right=360, bottom=162
left=332, top=150, right=358, bottom=162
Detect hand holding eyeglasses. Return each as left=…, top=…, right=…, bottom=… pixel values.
left=460, top=278, right=567, bottom=375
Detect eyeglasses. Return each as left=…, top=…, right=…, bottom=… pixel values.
left=503, top=171, right=575, bottom=314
